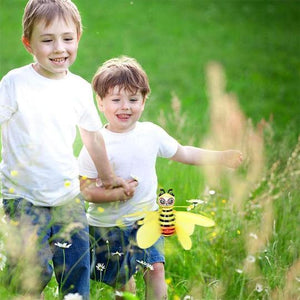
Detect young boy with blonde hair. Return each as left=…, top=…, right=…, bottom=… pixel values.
left=79, top=56, right=243, bottom=299
left=0, top=1, right=128, bottom=298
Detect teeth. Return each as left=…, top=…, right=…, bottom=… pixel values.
left=118, top=114, right=130, bottom=118
left=51, top=58, right=65, bottom=62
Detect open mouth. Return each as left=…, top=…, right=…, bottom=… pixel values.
left=117, top=114, right=131, bottom=120
left=50, top=57, right=67, bottom=63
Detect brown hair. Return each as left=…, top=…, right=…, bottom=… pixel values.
left=22, top=0, right=82, bottom=40
left=92, top=56, right=151, bottom=99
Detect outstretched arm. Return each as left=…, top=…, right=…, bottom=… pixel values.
left=171, top=145, right=243, bottom=168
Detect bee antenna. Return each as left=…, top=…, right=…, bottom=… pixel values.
left=168, top=188, right=174, bottom=196
left=159, top=188, right=165, bottom=196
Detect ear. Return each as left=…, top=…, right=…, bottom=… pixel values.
left=96, top=94, right=104, bottom=112
left=22, top=36, right=32, bottom=53
left=141, top=97, right=147, bottom=111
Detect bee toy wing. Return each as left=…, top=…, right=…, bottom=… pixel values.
left=175, top=223, right=193, bottom=250
left=176, top=211, right=215, bottom=227
left=136, top=211, right=161, bottom=249
left=175, top=211, right=215, bottom=250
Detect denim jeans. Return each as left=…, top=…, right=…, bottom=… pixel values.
left=2, top=196, right=90, bottom=299
left=90, top=223, right=165, bottom=287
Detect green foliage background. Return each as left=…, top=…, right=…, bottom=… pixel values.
left=0, top=0, right=299, bottom=299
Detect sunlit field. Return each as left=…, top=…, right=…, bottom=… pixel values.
left=0, top=0, right=299, bottom=299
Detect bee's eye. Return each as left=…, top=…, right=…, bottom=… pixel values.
left=159, top=198, right=166, bottom=205
left=167, top=198, right=174, bottom=205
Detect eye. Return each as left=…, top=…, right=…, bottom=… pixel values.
left=42, top=39, right=52, bottom=43
left=167, top=198, right=174, bottom=205
left=130, top=98, right=138, bottom=102
left=112, top=98, right=120, bottom=102
left=64, top=37, right=74, bottom=42
left=159, top=197, right=165, bottom=205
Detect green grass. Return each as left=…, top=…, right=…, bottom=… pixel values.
left=0, top=0, right=299, bottom=299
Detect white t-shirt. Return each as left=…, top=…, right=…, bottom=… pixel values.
left=0, top=64, right=101, bottom=206
left=78, top=121, right=178, bottom=227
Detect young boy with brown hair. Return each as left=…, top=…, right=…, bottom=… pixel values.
left=79, top=56, right=243, bottom=299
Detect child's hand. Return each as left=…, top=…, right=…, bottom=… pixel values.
left=94, top=177, right=138, bottom=202
left=221, top=150, right=243, bottom=169
left=101, top=176, right=130, bottom=192
left=122, top=178, right=138, bottom=200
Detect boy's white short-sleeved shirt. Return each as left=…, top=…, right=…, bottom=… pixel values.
left=78, top=121, right=179, bottom=227
left=0, top=64, right=101, bottom=206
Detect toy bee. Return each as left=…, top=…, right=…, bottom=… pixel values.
left=136, top=189, right=215, bottom=250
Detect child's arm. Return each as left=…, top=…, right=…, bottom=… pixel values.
left=80, top=177, right=138, bottom=203
left=171, top=145, right=243, bottom=168
left=79, top=128, right=128, bottom=189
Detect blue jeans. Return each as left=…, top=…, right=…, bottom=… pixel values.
left=2, top=196, right=90, bottom=299
left=90, top=223, right=165, bottom=287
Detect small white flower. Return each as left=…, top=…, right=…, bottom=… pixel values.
left=186, top=199, right=205, bottom=210
left=1, top=215, right=7, bottom=224
left=136, top=259, right=154, bottom=270
left=63, top=292, right=83, bottom=300
left=186, top=199, right=205, bottom=204
left=235, top=268, right=243, bottom=274
left=55, top=242, right=72, bottom=249
left=183, top=296, right=194, bottom=300
left=249, top=232, right=258, bottom=239
left=255, top=283, right=263, bottom=293
left=0, top=241, right=4, bottom=251
left=246, top=255, right=256, bottom=263
left=112, top=251, right=124, bottom=257
left=0, top=253, right=7, bottom=271
left=115, top=291, right=123, bottom=297
left=209, top=190, right=216, bottom=195
left=96, top=263, right=106, bottom=272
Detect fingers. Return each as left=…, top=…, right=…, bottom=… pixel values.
left=224, top=150, right=243, bottom=168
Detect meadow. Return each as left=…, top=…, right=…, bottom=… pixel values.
left=0, top=0, right=299, bottom=299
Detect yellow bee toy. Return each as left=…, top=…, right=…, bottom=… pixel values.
left=136, top=188, right=215, bottom=250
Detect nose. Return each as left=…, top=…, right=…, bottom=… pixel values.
left=53, top=39, right=64, bottom=53
left=120, top=99, right=130, bottom=110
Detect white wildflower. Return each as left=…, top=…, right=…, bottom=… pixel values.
left=1, top=215, right=7, bottom=224
left=186, top=199, right=205, bottom=204
left=96, top=263, right=106, bottom=272
left=235, top=268, right=243, bottom=274
left=112, top=251, right=124, bottom=257
left=209, top=190, right=216, bottom=195
left=183, top=296, right=194, bottom=300
left=186, top=199, right=205, bottom=210
left=64, top=293, right=83, bottom=300
left=0, top=253, right=7, bottom=271
left=246, top=255, right=256, bottom=263
left=136, top=259, right=154, bottom=270
left=249, top=232, right=258, bottom=239
left=255, top=283, right=263, bottom=293
left=54, top=242, right=72, bottom=249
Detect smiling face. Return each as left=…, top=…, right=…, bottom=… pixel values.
left=22, top=16, right=80, bottom=79
left=98, top=86, right=146, bottom=133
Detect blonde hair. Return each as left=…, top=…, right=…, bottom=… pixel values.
left=22, top=0, right=82, bottom=40
left=92, top=56, right=151, bottom=99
